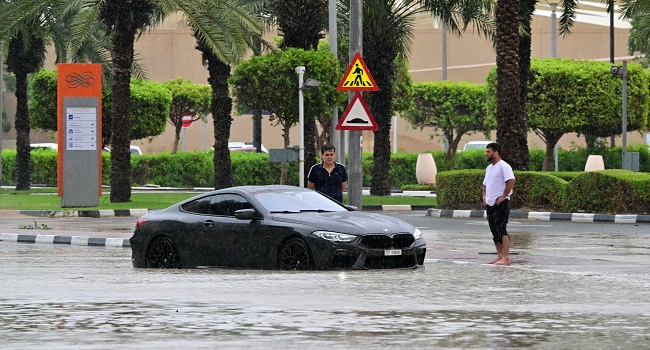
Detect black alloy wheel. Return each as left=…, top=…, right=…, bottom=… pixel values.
left=278, top=238, right=313, bottom=270
left=146, top=236, right=181, bottom=268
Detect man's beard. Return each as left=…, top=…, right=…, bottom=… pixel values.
left=487, top=155, right=494, bottom=163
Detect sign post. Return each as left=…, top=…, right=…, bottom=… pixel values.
left=57, top=64, right=102, bottom=207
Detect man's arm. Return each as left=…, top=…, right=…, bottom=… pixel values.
left=341, top=181, right=347, bottom=192
left=503, top=179, right=515, bottom=198
left=307, top=181, right=315, bottom=190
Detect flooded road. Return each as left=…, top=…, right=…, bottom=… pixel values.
left=2, top=218, right=650, bottom=350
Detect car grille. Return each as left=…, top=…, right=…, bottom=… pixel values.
left=359, top=234, right=415, bottom=249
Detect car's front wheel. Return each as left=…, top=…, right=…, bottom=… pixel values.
left=278, top=238, right=313, bottom=270
left=146, top=236, right=181, bottom=268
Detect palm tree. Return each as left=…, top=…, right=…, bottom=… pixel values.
left=191, top=0, right=266, bottom=189
left=1, top=1, right=109, bottom=190
left=2, top=0, right=264, bottom=201
left=621, top=0, right=650, bottom=50
left=493, top=0, right=529, bottom=170
left=359, top=0, right=493, bottom=195
left=5, top=28, right=45, bottom=190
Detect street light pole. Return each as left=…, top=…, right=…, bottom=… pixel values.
left=0, top=53, right=3, bottom=187
left=550, top=2, right=559, bottom=172
left=622, top=61, right=628, bottom=168
left=328, top=0, right=343, bottom=163
left=296, top=66, right=306, bottom=188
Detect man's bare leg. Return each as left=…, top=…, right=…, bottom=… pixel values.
left=494, top=235, right=510, bottom=265
left=487, top=243, right=502, bottom=264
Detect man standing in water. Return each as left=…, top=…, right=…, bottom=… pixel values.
left=482, top=143, right=516, bottom=265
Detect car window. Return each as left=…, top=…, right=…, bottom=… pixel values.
left=181, top=196, right=212, bottom=214
left=254, top=191, right=346, bottom=213
left=209, top=194, right=253, bottom=217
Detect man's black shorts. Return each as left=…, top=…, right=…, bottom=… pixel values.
left=486, top=199, right=510, bottom=244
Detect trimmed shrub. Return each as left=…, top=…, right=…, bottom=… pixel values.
left=563, top=170, right=650, bottom=214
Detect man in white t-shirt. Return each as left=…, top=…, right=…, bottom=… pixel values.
left=482, top=143, right=516, bottom=265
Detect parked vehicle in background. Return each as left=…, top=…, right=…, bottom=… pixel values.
left=102, top=146, right=143, bottom=156
left=30, top=143, right=58, bottom=151
left=228, top=142, right=268, bottom=153
left=130, top=185, right=426, bottom=270
left=462, top=141, right=491, bottom=152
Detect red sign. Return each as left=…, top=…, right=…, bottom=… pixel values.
left=336, top=93, right=378, bottom=131
left=182, top=115, right=193, bottom=128
left=337, top=52, right=379, bottom=92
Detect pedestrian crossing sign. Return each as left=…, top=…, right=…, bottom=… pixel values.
left=337, top=52, right=379, bottom=92
left=336, top=92, right=378, bottom=131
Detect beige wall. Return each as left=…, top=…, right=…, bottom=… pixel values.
left=2, top=7, right=648, bottom=154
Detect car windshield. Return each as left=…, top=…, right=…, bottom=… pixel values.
left=254, top=190, right=347, bottom=213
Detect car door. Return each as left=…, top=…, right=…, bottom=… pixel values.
left=206, top=194, right=261, bottom=267
left=179, top=195, right=228, bottom=267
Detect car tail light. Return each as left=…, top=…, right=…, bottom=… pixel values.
left=135, top=218, right=147, bottom=228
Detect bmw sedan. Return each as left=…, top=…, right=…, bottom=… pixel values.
left=130, top=185, right=426, bottom=270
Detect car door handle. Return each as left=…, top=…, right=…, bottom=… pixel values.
left=203, top=220, right=214, bottom=227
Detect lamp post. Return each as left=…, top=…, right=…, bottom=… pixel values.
left=295, top=67, right=321, bottom=187
left=296, top=66, right=306, bottom=187
left=611, top=61, right=629, bottom=169
left=550, top=1, right=559, bottom=171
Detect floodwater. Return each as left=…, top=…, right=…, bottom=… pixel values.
left=1, top=227, right=650, bottom=349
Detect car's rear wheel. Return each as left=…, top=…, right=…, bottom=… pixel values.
left=278, top=238, right=313, bottom=270
left=146, top=236, right=180, bottom=268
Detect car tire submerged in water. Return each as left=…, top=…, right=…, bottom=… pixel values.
left=146, top=236, right=181, bottom=268
left=278, top=238, right=313, bottom=270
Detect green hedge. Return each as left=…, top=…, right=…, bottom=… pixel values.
left=436, top=169, right=650, bottom=214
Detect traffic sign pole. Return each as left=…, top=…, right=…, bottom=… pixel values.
left=348, top=0, right=363, bottom=210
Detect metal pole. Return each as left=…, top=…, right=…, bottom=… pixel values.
left=348, top=0, right=362, bottom=209
left=328, top=0, right=342, bottom=163
left=622, top=61, right=628, bottom=169
left=393, top=115, right=398, bottom=153
left=550, top=2, right=559, bottom=171
left=442, top=22, right=447, bottom=81
left=0, top=54, right=3, bottom=187
left=183, top=128, right=187, bottom=152
left=550, top=3, right=557, bottom=59
left=296, top=66, right=305, bottom=187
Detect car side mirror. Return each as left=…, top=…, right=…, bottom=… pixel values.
left=345, top=205, right=358, bottom=211
left=234, top=208, right=261, bottom=220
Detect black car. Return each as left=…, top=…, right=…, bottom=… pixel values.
left=130, top=185, right=426, bottom=270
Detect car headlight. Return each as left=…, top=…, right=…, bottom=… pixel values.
left=312, top=231, right=357, bottom=242
left=412, top=228, right=422, bottom=240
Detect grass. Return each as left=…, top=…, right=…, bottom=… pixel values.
left=0, top=188, right=437, bottom=210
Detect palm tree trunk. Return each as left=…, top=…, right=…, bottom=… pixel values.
left=496, top=0, right=529, bottom=170
left=210, top=59, right=233, bottom=189
left=14, top=70, right=30, bottom=190
left=368, top=55, right=396, bottom=196
left=108, top=15, right=136, bottom=203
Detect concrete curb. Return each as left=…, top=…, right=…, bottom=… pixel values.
left=8, top=209, right=149, bottom=218
left=427, top=208, right=650, bottom=224
left=0, top=233, right=130, bottom=248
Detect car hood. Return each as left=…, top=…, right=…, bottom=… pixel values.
left=269, top=211, right=414, bottom=235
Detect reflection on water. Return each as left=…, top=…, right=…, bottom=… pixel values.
left=1, top=245, right=650, bottom=349
left=1, top=300, right=650, bottom=349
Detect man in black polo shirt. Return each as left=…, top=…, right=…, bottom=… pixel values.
left=307, top=144, right=348, bottom=203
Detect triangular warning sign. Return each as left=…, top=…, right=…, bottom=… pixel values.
left=336, top=92, right=378, bottom=131
left=337, top=52, right=379, bottom=92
